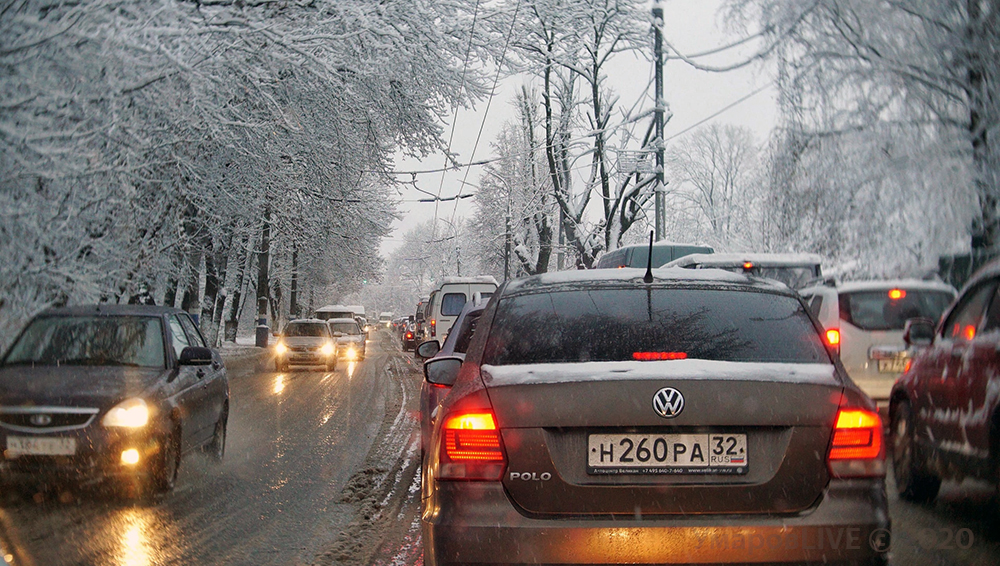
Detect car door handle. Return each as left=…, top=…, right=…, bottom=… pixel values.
left=196, top=368, right=205, bottom=379
left=212, top=361, right=222, bottom=370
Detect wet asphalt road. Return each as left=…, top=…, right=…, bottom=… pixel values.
left=4, top=331, right=1000, bottom=566
left=0, top=333, right=406, bottom=566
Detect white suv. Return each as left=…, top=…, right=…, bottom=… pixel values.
left=799, top=279, right=956, bottom=405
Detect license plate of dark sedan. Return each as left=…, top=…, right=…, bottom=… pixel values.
left=587, top=434, right=747, bottom=475
left=7, top=436, right=77, bottom=456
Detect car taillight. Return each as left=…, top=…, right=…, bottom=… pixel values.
left=825, top=328, right=840, bottom=346
left=828, top=407, right=884, bottom=478
left=405, top=331, right=413, bottom=339
left=430, top=319, right=436, bottom=337
left=439, top=411, right=506, bottom=480
left=823, top=328, right=841, bottom=355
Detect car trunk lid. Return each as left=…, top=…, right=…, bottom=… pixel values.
left=484, top=360, right=843, bottom=516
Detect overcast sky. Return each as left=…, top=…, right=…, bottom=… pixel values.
left=381, top=0, right=777, bottom=256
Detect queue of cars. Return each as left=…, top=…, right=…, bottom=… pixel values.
left=5, top=237, right=999, bottom=563
left=407, top=243, right=1000, bottom=564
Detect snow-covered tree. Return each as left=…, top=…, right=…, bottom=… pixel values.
left=0, top=0, right=490, bottom=347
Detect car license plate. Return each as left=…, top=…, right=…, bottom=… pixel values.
left=877, top=359, right=907, bottom=373
left=6, top=436, right=77, bottom=456
left=588, top=433, right=747, bottom=475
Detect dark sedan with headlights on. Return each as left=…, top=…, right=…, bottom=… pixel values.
left=421, top=268, right=889, bottom=566
left=0, top=305, right=229, bottom=498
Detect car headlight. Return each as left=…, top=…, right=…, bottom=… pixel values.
left=275, top=342, right=288, bottom=356
left=102, top=398, right=150, bottom=428
left=320, top=342, right=335, bottom=356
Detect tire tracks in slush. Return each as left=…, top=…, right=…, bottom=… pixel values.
left=313, top=344, right=423, bottom=566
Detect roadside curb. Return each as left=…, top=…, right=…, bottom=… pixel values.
left=220, top=347, right=270, bottom=374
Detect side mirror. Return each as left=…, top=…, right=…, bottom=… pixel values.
left=416, top=340, right=440, bottom=359
left=904, top=318, right=935, bottom=347
left=179, top=346, right=213, bottom=366
left=334, top=331, right=345, bottom=337
left=424, top=356, right=463, bottom=386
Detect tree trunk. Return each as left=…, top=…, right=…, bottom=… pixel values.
left=967, top=0, right=998, bottom=251
left=256, top=206, right=271, bottom=325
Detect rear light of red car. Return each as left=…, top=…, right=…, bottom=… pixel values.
left=827, top=407, right=884, bottom=478
left=439, top=410, right=506, bottom=481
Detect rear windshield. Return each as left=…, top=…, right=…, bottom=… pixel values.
left=284, top=322, right=329, bottom=337
left=631, top=245, right=713, bottom=268
left=4, top=315, right=165, bottom=368
left=839, top=289, right=954, bottom=331
left=441, top=293, right=467, bottom=316
left=482, top=287, right=829, bottom=365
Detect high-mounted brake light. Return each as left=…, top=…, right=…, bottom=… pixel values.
left=439, top=410, right=506, bottom=480
left=633, top=352, right=688, bottom=361
left=888, top=289, right=906, bottom=300
left=828, top=407, right=884, bottom=478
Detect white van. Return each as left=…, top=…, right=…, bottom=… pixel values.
left=422, top=276, right=498, bottom=344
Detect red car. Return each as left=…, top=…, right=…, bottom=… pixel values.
left=890, top=259, right=1000, bottom=502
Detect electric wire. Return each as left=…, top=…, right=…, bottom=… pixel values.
left=431, top=0, right=483, bottom=238
left=448, top=0, right=524, bottom=232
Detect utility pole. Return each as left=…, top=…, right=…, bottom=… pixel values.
left=652, top=0, right=666, bottom=241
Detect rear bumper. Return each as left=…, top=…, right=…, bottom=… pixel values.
left=423, top=479, right=889, bottom=565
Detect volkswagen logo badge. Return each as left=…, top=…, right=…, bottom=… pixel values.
left=30, top=413, right=53, bottom=426
left=652, top=387, right=684, bottom=418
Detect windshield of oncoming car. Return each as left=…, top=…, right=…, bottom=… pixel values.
left=3, top=315, right=166, bottom=368
left=839, top=289, right=954, bottom=331
left=283, top=322, right=329, bottom=337
left=330, top=322, right=360, bottom=335
left=481, top=287, right=830, bottom=365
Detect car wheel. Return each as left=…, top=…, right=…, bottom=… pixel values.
left=892, top=401, right=940, bottom=502
left=146, top=428, right=180, bottom=496
left=205, top=405, right=227, bottom=463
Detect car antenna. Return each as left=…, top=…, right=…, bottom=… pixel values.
left=643, top=230, right=654, bottom=284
